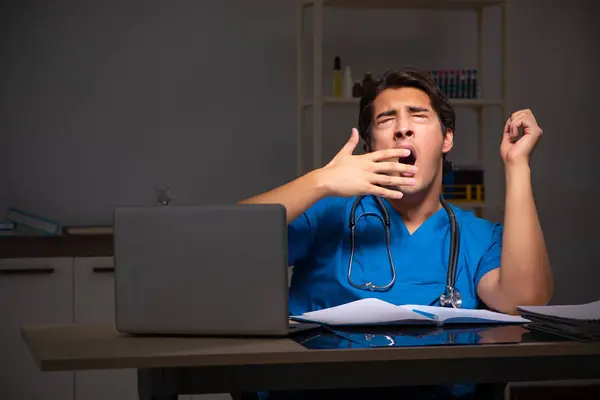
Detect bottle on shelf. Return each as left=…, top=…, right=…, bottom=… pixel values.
left=343, top=66, right=353, bottom=99
left=465, top=70, right=473, bottom=98
left=362, top=72, right=375, bottom=94
left=352, top=81, right=363, bottom=98
left=447, top=70, right=456, bottom=98
left=440, top=70, right=447, bottom=95
left=332, top=56, right=343, bottom=97
left=457, top=70, right=466, bottom=98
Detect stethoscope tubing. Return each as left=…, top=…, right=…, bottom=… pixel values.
left=347, top=194, right=461, bottom=308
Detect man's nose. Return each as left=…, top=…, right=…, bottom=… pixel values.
left=394, top=126, right=414, bottom=139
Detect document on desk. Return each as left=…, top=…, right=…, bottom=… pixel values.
left=290, top=298, right=529, bottom=327
left=516, top=300, right=600, bottom=340
left=517, top=300, right=600, bottom=323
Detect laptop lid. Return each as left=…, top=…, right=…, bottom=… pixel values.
left=113, top=203, right=290, bottom=336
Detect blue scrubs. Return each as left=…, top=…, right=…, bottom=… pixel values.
left=288, top=195, right=502, bottom=315
left=279, top=195, right=503, bottom=399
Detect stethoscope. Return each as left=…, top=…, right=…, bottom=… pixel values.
left=347, top=194, right=462, bottom=308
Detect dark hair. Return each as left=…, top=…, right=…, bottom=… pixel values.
left=358, top=67, right=455, bottom=174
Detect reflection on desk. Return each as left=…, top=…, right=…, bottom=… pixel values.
left=292, top=324, right=571, bottom=349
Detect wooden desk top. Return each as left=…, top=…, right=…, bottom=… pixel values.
left=21, top=323, right=600, bottom=372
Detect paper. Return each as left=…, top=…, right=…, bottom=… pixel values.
left=297, top=298, right=432, bottom=325
left=290, top=298, right=529, bottom=326
left=408, top=304, right=530, bottom=324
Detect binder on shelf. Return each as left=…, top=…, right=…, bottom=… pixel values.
left=4, top=208, right=60, bottom=236
left=443, top=165, right=484, bottom=202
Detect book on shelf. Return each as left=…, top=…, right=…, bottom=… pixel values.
left=4, top=208, right=60, bottom=236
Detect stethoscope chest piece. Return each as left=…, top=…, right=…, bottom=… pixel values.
left=439, top=286, right=462, bottom=309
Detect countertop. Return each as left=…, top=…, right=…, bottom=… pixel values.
left=0, top=234, right=113, bottom=258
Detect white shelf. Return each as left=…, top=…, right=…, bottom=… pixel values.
left=447, top=199, right=487, bottom=208
left=295, top=0, right=508, bottom=216
left=301, top=0, right=506, bottom=10
left=302, top=97, right=504, bottom=108
left=448, top=199, right=506, bottom=212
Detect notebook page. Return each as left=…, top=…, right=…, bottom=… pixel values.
left=517, top=300, right=600, bottom=321
left=292, top=298, right=432, bottom=325
left=405, top=304, right=530, bottom=323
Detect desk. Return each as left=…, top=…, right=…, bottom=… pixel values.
left=21, top=323, right=600, bottom=399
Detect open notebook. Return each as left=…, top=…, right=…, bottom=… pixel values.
left=290, top=298, right=529, bottom=327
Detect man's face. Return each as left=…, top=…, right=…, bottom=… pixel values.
left=369, top=86, right=453, bottom=195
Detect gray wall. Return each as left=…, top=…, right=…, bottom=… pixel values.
left=1, top=0, right=598, bottom=304
left=0, top=0, right=298, bottom=222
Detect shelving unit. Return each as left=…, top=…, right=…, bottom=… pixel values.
left=296, top=0, right=508, bottom=213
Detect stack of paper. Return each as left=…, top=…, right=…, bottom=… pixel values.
left=290, top=298, right=529, bottom=327
left=517, top=300, right=600, bottom=341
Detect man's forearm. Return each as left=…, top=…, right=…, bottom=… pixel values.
left=238, top=169, right=329, bottom=223
left=499, top=163, right=553, bottom=307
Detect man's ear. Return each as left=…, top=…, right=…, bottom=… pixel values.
left=442, top=129, right=454, bottom=154
left=363, top=138, right=371, bottom=153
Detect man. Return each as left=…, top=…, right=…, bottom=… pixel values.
left=240, top=67, right=553, bottom=398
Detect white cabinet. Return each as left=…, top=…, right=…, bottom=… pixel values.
left=1, top=254, right=231, bottom=399
left=73, top=257, right=193, bottom=400
left=73, top=256, right=139, bottom=400
left=0, top=257, right=74, bottom=400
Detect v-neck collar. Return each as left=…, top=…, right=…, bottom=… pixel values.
left=379, top=197, right=448, bottom=238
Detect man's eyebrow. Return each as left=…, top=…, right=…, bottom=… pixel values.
left=408, top=106, right=430, bottom=113
left=375, top=109, right=397, bottom=119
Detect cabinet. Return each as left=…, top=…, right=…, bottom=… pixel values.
left=73, top=256, right=139, bottom=400
left=0, top=254, right=217, bottom=399
left=73, top=256, right=196, bottom=400
left=0, top=257, right=74, bottom=400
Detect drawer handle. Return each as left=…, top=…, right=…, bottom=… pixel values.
left=92, top=267, right=115, bottom=273
left=0, top=267, right=55, bottom=275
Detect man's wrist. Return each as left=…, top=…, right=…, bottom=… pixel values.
left=504, top=160, right=531, bottom=181
left=309, top=167, right=332, bottom=199
left=504, top=161, right=533, bottom=204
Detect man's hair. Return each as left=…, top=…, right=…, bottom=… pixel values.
left=357, top=67, right=455, bottom=173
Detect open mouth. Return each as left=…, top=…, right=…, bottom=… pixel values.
left=398, top=151, right=417, bottom=178
left=398, top=153, right=416, bottom=166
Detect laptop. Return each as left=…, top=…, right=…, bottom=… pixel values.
left=113, top=203, right=319, bottom=337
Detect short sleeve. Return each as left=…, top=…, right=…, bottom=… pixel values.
left=287, top=199, right=328, bottom=266
left=475, top=223, right=503, bottom=287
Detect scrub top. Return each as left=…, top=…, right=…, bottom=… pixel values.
left=288, top=195, right=503, bottom=317
left=280, top=195, right=502, bottom=399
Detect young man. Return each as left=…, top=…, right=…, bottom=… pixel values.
left=240, top=67, right=553, bottom=398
